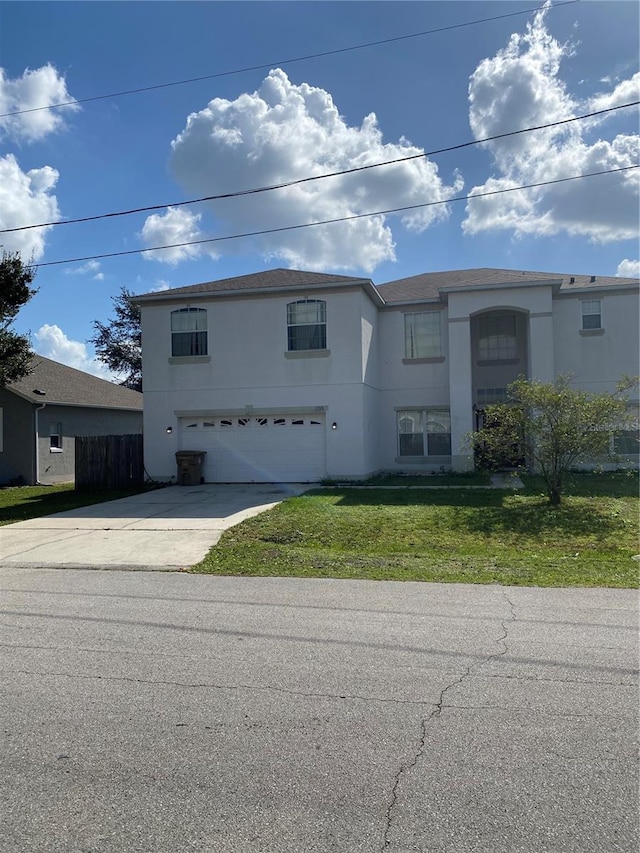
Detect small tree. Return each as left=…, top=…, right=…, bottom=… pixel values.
left=471, top=375, right=635, bottom=505
left=0, top=251, right=37, bottom=386
left=90, top=287, right=142, bottom=391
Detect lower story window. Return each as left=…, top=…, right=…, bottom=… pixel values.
left=614, top=429, right=639, bottom=454
left=397, top=409, right=451, bottom=456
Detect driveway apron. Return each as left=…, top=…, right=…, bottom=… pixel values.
left=0, top=484, right=308, bottom=571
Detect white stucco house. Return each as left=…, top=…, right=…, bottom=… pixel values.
left=137, top=267, right=639, bottom=483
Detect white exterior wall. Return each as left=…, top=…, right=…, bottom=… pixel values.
left=359, top=291, right=382, bottom=477
left=141, top=278, right=639, bottom=481
left=553, top=289, right=639, bottom=392
left=446, top=284, right=555, bottom=468
left=142, top=287, right=378, bottom=481
left=377, top=305, right=451, bottom=471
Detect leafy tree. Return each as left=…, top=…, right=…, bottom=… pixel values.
left=90, top=287, right=142, bottom=391
left=0, top=251, right=37, bottom=386
left=470, top=375, right=636, bottom=505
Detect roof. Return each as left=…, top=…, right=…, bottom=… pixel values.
left=137, top=268, right=370, bottom=300
left=7, top=356, right=143, bottom=410
left=136, top=266, right=639, bottom=307
left=376, top=268, right=640, bottom=303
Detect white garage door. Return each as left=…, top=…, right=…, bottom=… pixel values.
left=178, top=414, right=326, bottom=483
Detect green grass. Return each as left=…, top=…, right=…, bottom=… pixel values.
left=193, top=472, right=639, bottom=587
left=0, top=483, right=151, bottom=526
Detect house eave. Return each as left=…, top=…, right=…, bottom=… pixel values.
left=136, top=278, right=385, bottom=308
left=5, top=388, right=142, bottom=411
left=554, top=283, right=640, bottom=297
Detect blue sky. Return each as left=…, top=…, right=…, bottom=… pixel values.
left=0, top=0, right=638, bottom=380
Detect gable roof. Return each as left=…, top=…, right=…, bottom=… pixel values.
left=7, top=356, right=143, bottom=410
left=137, top=268, right=371, bottom=301
left=136, top=266, right=639, bottom=308
left=376, top=268, right=640, bottom=303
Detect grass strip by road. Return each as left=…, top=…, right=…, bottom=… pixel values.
left=193, top=472, right=639, bottom=588
left=0, top=483, right=149, bottom=526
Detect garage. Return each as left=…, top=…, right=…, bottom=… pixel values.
left=178, top=413, right=327, bottom=482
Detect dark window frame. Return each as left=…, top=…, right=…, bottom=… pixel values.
left=287, top=299, right=327, bottom=351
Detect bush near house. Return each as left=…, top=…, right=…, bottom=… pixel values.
left=470, top=376, right=638, bottom=505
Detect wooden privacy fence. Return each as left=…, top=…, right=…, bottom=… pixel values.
left=75, top=434, right=144, bottom=491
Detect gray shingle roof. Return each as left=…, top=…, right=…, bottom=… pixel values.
left=8, top=355, right=143, bottom=409
left=137, top=268, right=369, bottom=299
left=137, top=266, right=639, bottom=306
left=376, top=268, right=639, bottom=303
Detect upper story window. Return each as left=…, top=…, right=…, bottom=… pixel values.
left=478, top=314, right=517, bottom=361
left=581, top=299, right=602, bottom=330
left=171, top=307, right=208, bottom=357
left=404, top=311, right=441, bottom=359
left=287, top=299, right=326, bottom=351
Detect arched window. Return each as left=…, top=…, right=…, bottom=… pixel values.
left=171, top=307, right=207, bottom=357
left=478, top=314, right=516, bottom=361
left=286, top=299, right=326, bottom=351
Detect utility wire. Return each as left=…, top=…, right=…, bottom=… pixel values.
left=0, top=0, right=580, bottom=118
left=4, top=100, right=636, bottom=235
left=33, top=164, right=638, bottom=269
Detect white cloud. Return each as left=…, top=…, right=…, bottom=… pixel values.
left=0, top=64, right=79, bottom=143
left=139, top=206, right=212, bottom=265
left=616, top=258, right=640, bottom=278
left=165, top=69, right=463, bottom=272
left=589, top=72, right=640, bottom=113
left=464, top=6, right=639, bottom=243
left=65, top=259, right=104, bottom=280
left=34, top=324, right=118, bottom=381
left=0, top=153, right=60, bottom=260
left=149, top=279, right=171, bottom=291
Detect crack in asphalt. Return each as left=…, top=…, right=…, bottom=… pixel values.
left=381, top=590, right=517, bottom=851
left=0, top=667, right=431, bottom=708
left=436, top=703, right=632, bottom=720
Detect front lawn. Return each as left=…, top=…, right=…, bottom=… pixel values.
left=0, top=483, right=151, bottom=526
left=193, top=472, right=639, bottom=587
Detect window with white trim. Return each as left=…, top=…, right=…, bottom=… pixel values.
left=50, top=422, right=62, bottom=451
left=397, top=409, right=451, bottom=456
left=287, top=299, right=326, bottom=351
left=404, top=312, right=441, bottom=359
left=581, top=300, right=602, bottom=330
left=171, top=307, right=208, bottom=356
left=478, top=314, right=517, bottom=361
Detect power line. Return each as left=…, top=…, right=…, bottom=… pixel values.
left=4, top=100, right=636, bottom=236
left=33, top=164, right=638, bottom=269
left=0, top=1, right=580, bottom=119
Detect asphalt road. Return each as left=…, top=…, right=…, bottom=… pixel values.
left=1, top=569, right=637, bottom=853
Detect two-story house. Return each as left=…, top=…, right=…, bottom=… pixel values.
left=137, top=267, right=639, bottom=483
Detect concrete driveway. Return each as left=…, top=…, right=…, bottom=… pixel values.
left=0, top=483, right=308, bottom=571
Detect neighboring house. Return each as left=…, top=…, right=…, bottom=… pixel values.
left=137, top=267, right=639, bottom=483
left=0, top=356, right=143, bottom=485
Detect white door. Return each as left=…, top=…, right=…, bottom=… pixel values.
left=178, top=414, right=326, bottom=482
